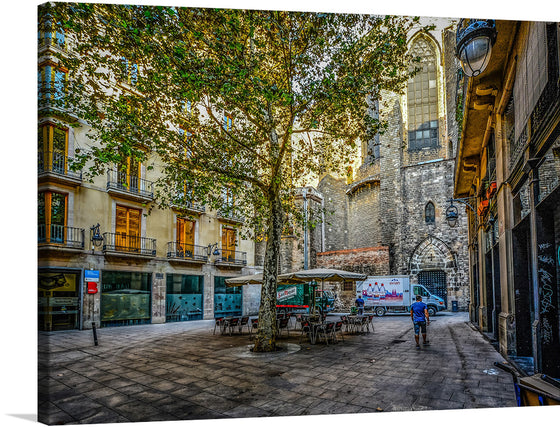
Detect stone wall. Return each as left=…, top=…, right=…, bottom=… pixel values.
left=399, top=159, right=470, bottom=310
left=315, top=246, right=390, bottom=311
left=316, top=246, right=390, bottom=275
left=377, top=93, right=405, bottom=273
left=347, top=181, right=382, bottom=249
left=319, top=174, right=349, bottom=251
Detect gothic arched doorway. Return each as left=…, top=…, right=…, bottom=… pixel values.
left=409, top=235, right=456, bottom=309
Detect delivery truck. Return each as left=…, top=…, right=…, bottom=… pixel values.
left=356, top=275, right=446, bottom=317
left=276, top=283, right=336, bottom=314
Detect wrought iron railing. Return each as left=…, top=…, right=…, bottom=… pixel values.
left=106, top=170, right=154, bottom=199
left=487, top=157, right=497, bottom=184
left=38, top=224, right=84, bottom=249
left=170, top=193, right=206, bottom=212
left=38, top=152, right=82, bottom=180
left=166, top=242, right=208, bottom=262
left=216, top=209, right=245, bottom=223
left=102, top=232, right=156, bottom=256
left=215, top=249, right=247, bottom=266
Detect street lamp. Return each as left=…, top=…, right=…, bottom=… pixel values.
left=445, top=197, right=476, bottom=227
left=207, top=242, right=220, bottom=257
left=456, top=19, right=497, bottom=77
left=445, top=204, right=459, bottom=227
left=90, top=223, right=104, bottom=251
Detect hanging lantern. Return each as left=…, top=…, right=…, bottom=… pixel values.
left=446, top=204, right=459, bottom=227
left=456, top=19, right=497, bottom=77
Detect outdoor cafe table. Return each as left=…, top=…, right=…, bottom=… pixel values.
left=346, top=315, right=368, bottom=334
left=306, top=320, right=335, bottom=344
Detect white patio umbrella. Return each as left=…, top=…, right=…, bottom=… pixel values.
left=277, top=268, right=367, bottom=283
left=225, top=273, right=307, bottom=287
left=225, top=273, right=264, bottom=287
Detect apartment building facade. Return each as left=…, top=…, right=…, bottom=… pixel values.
left=37, top=16, right=256, bottom=332
left=454, top=20, right=560, bottom=377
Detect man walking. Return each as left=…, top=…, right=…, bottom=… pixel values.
left=410, top=295, right=430, bottom=349
left=355, top=294, right=365, bottom=315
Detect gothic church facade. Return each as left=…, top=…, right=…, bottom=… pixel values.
left=315, top=19, right=470, bottom=310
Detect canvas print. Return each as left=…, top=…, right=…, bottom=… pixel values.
left=36, top=1, right=560, bottom=425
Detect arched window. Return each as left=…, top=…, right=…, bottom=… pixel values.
left=407, top=37, right=439, bottom=150
left=425, top=202, right=435, bottom=224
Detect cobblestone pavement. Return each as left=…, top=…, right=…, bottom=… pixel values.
left=37, top=312, right=518, bottom=425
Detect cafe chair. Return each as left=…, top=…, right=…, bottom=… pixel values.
left=299, top=320, right=311, bottom=344
left=332, top=320, right=344, bottom=343
left=340, top=315, right=351, bottom=333
left=213, top=317, right=225, bottom=335
left=278, top=317, right=290, bottom=336
left=224, top=317, right=240, bottom=336
left=249, top=318, right=259, bottom=338
left=239, top=316, right=250, bottom=334
left=318, top=322, right=335, bottom=345
left=367, top=314, right=375, bottom=332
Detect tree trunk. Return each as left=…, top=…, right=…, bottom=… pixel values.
left=252, top=184, right=284, bottom=352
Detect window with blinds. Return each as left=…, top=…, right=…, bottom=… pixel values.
left=177, top=218, right=195, bottom=251
left=513, top=22, right=548, bottom=141
left=38, top=123, right=68, bottom=174
left=115, top=205, right=141, bottom=250
left=221, top=227, right=237, bottom=261
left=407, top=37, right=439, bottom=150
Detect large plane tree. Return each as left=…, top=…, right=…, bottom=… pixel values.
left=40, top=3, right=423, bottom=351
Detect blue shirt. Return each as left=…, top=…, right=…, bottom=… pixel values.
left=411, top=301, right=427, bottom=322
left=355, top=297, right=364, bottom=307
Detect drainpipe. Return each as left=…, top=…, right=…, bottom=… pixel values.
left=489, top=220, right=497, bottom=338
left=303, top=187, right=308, bottom=270
left=528, top=165, right=542, bottom=372
left=321, top=195, right=325, bottom=253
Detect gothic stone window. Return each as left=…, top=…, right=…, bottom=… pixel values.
left=425, top=201, right=435, bottom=224
left=407, top=37, right=439, bottom=150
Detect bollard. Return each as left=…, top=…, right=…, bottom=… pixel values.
left=92, top=322, right=99, bottom=346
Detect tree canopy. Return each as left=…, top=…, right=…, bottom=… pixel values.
left=39, top=2, right=424, bottom=351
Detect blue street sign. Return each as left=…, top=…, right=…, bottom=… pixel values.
left=85, top=270, right=100, bottom=282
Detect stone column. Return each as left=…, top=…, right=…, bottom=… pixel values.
left=478, top=226, right=490, bottom=332
left=151, top=272, right=166, bottom=324
left=495, top=114, right=517, bottom=356
left=203, top=265, right=214, bottom=320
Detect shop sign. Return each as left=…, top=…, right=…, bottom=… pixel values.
left=39, top=273, right=76, bottom=292
left=277, top=286, right=297, bottom=301
left=85, top=270, right=100, bottom=283
left=51, top=297, right=79, bottom=306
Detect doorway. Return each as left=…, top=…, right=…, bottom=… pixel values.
left=418, top=270, right=447, bottom=308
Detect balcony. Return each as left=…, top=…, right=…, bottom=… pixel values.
left=102, top=232, right=156, bottom=258
left=38, top=224, right=84, bottom=251
left=214, top=249, right=247, bottom=268
left=38, top=152, right=82, bottom=187
left=170, top=196, right=206, bottom=215
left=216, top=209, right=245, bottom=224
left=166, top=242, right=208, bottom=264
left=106, top=171, right=154, bottom=203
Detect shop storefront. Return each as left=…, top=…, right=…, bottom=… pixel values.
left=214, top=276, right=242, bottom=318
left=101, top=271, right=152, bottom=327
left=166, top=274, right=203, bottom=322
left=38, top=268, right=81, bottom=331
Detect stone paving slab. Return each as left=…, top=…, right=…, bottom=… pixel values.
left=37, top=312, right=519, bottom=425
